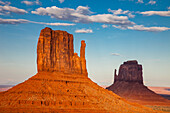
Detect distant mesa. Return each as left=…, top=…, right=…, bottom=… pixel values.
left=106, top=60, right=170, bottom=105
left=0, top=28, right=157, bottom=112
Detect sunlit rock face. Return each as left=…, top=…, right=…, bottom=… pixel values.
left=0, top=28, right=158, bottom=113
left=107, top=60, right=170, bottom=105
left=37, top=27, right=87, bottom=75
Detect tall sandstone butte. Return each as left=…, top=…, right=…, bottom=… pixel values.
left=0, top=28, right=159, bottom=113
left=107, top=60, right=170, bottom=105
left=37, top=27, right=87, bottom=75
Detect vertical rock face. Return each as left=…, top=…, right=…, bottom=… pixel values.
left=114, top=60, right=143, bottom=84
left=37, top=27, right=87, bottom=75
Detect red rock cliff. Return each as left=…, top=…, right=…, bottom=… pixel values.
left=37, top=27, right=87, bottom=75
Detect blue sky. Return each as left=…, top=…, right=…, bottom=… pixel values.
left=0, top=0, right=170, bottom=87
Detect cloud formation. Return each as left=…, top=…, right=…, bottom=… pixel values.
left=0, top=5, right=28, bottom=15
left=108, top=8, right=135, bottom=18
left=137, top=0, right=143, bottom=3
left=75, top=28, right=93, bottom=33
left=21, top=0, right=41, bottom=5
left=102, top=24, right=108, bottom=28
left=148, top=0, right=156, bottom=5
left=31, top=6, right=135, bottom=25
left=127, top=25, right=170, bottom=32
left=59, top=0, right=64, bottom=3
left=113, top=25, right=170, bottom=32
left=0, top=0, right=10, bottom=5
left=0, top=18, right=75, bottom=26
left=140, top=11, right=170, bottom=16
left=111, top=53, right=121, bottom=56
left=0, top=18, right=28, bottom=24
left=21, top=1, right=33, bottom=5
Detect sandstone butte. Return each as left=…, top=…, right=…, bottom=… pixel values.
left=0, top=27, right=161, bottom=113
left=106, top=60, right=170, bottom=106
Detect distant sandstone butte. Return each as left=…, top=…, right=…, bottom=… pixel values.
left=106, top=60, right=170, bottom=105
left=0, top=28, right=157, bottom=112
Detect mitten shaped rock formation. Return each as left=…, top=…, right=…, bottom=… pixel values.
left=114, top=60, right=143, bottom=84
left=37, top=27, right=87, bottom=75
left=107, top=60, right=170, bottom=105
left=0, top=29, right=159, bottom=113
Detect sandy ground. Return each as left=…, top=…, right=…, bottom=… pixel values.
left=1, top=85, right=170, bottom=95
left=148, top=86, right=170, bottom=95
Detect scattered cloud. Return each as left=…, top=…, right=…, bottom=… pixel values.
left=102, top=24, right=109, bottom=28
left=32, top=21, right=75, bottom=26
left=108, top=8, right=135, bottom=18
left=0, top=18, right=76, bottom=26
left=168, top=6, right=170, bottom=10
left=35, top=0, right=41, bottom=5
left=113, top=25, right=170, bottom=32
left=140, top=11, right=170, bottom=16
left=0, top=18, right=29, bottom=24
left=111, top=53, right=121, bottom=56
left=136, top=0, right=144, bottom=3
left=59, top=0, right=64, bottom=3
left=0, top=0, right=10, bottom=5
left=127, top=25, right=170, bottom=32
left=21, top=1, right=34, bottom=5
left=112, top=25, right=127, bottom=29
left=21, top=0, right=41, bottom=5
left=31, top=6, right=135, bottom=25
left=75, top=28, right=93, bottom=33
left=148, top=0, right=156, bottom=5
left=0, top=5, right=28, bottom=15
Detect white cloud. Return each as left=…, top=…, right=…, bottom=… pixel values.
left=59, top=0, right=64, bottom=3
left=111, top=53, right=121, bottom=56
left=35, top=0, right=41, bottom=5
left=112, top=25, right=127, bottom=29
left=21, top=0, right=41, bottom=5
left=75, top=28, right=93, bottom=33
left=32, top=21, right=75, bottom=26
left=140, top=11, right=170, bottom=16
left=21, top=1, right=34, bottom=5
left=0, top=5, right=28, bottom=15
left=0, top=18, right=75, bottom=26
left=127, top=25, right=170, bottom=32
left=136, top=0, right=144, bottom=3
left=108, top=8, right=135, bottom=18
left=31, top=6, right=135, bottom=25
left=0, top=0, right=10, bottom=5
left=168, top=7, right=170, bottom=10
left=102, top=24, right=108, bottom=28
left=148, top=0, right=156, bottom=5
left=113, top=24, right=170, bottom=32
left=0, top=18, right=28, bottom=24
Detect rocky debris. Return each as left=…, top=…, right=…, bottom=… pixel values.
left=107, top=60, right=170, bottom=105
left=37, top=27, right=87, bottom=75
left=0, top=28, right=158, bottom=112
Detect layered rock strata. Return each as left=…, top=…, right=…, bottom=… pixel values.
left=107, top=60, right=170, bottom=105
left=0, top=28, right=158, bottom=113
